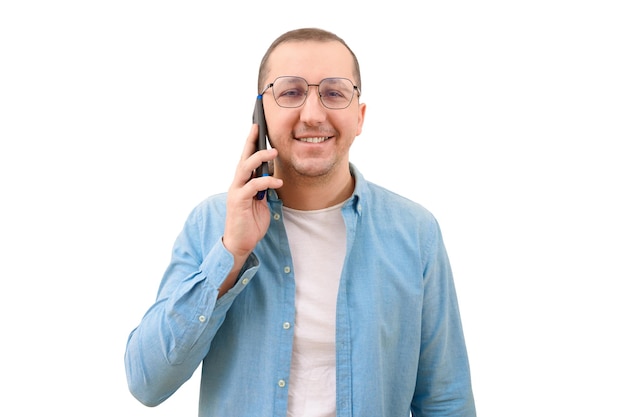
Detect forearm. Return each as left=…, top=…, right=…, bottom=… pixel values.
left=412, top=223, right=475, bottom=416
left=124, top=278, right=217, bottom=405
left=124, top=239, right=257, bottom=406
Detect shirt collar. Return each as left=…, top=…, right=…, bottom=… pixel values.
left=266, top=163, right=366, bottom=216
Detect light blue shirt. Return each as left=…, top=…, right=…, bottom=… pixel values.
left=125, top=165, right=476, bottom=416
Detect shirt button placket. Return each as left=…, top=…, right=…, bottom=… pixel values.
left=278, top=263, right=292, bottom=400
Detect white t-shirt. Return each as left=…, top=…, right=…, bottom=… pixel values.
left=283, top=202, right=346, bottom=417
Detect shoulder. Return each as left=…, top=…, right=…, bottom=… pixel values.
left=354, top=170, right=437, bottom=226
left=367, top=182, right=433, bottom=217
left=184, top=192, right=228, bottom=229
left=194, top=192, right=228, bottom=213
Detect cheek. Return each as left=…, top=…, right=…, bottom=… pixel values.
left=342, top=117, right=362, bottom=140
left=267, top=120, right=289, bottom=146
left=265, top=114, right=293, bottom=145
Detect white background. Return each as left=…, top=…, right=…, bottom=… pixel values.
left=1, top=1, right=625, bottom=416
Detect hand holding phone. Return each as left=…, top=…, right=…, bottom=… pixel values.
left=253, top=94, right=270, bottom=200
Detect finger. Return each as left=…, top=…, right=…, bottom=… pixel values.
left=242, top=174, right=283, bottom=200
left=234, top=147, right=278, bottom=187
left=232, top=125, right=260, bottom=185
left=239, top=124, right=259, bottom=162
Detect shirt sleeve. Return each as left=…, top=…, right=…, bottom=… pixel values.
left=411, top=219, right=476, bottom=416
left=124, top=203, right=259, bottom=407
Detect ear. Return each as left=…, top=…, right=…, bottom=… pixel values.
left=355, top=102, right=366, bottom=136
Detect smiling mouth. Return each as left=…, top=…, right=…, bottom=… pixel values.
left=297, top=137, right=330, bottom=143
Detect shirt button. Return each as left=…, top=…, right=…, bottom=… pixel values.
left=278, top=379, right=286, bottom=388
left=282, top=322, right=291, bottom=330
left=273, top=213, right=281, bottom=221
left=283, top=266, right=291, bottom=274
left=241, top=278, right=249, bottom=285
left=198, top=315, right=206, bottom=323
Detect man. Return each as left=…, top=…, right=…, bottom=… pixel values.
left=125, top=27, right=476, bottom=416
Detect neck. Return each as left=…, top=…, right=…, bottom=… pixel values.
left=276, top=165, right=354, bottom=210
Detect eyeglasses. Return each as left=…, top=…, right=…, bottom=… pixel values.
left=261, top=76, right=361, bottom=109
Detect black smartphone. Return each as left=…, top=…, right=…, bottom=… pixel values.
left=253, top=95, right=270, bottom=200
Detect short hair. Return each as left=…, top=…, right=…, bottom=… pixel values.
left=257, top=27, right=361, bottom=94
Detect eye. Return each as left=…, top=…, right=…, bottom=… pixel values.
left=279, top=88, right=306, bottom=98
left=319, top=78, right=353, bottom=102
left=322, top=89, right=347, bottom=99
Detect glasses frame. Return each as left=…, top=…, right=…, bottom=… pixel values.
left=261, top=76, right=361, bottom=110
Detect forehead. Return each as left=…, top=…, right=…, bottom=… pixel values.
left=265, top=40, right=355, bottom=84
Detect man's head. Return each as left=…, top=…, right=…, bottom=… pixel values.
left=258, top=28, right=361, bottom=95
left=255, top=28, right=366, bottom=199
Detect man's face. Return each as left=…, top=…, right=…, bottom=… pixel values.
left=262, top=40, right=366, bottom=180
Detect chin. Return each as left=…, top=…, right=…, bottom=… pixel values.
left=292, top=160, right=337, bottom=179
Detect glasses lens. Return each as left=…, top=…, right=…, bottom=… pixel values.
left=270, top=77, right=357, bottom=109
left=272, top=77, right=308, bottom=108
left=319, top=78, right=355, bottom=109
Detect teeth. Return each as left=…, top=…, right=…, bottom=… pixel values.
left=299, top=137, right=328, bottom=143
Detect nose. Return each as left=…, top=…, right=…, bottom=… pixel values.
left=299, top=86, right=326, bottom=125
